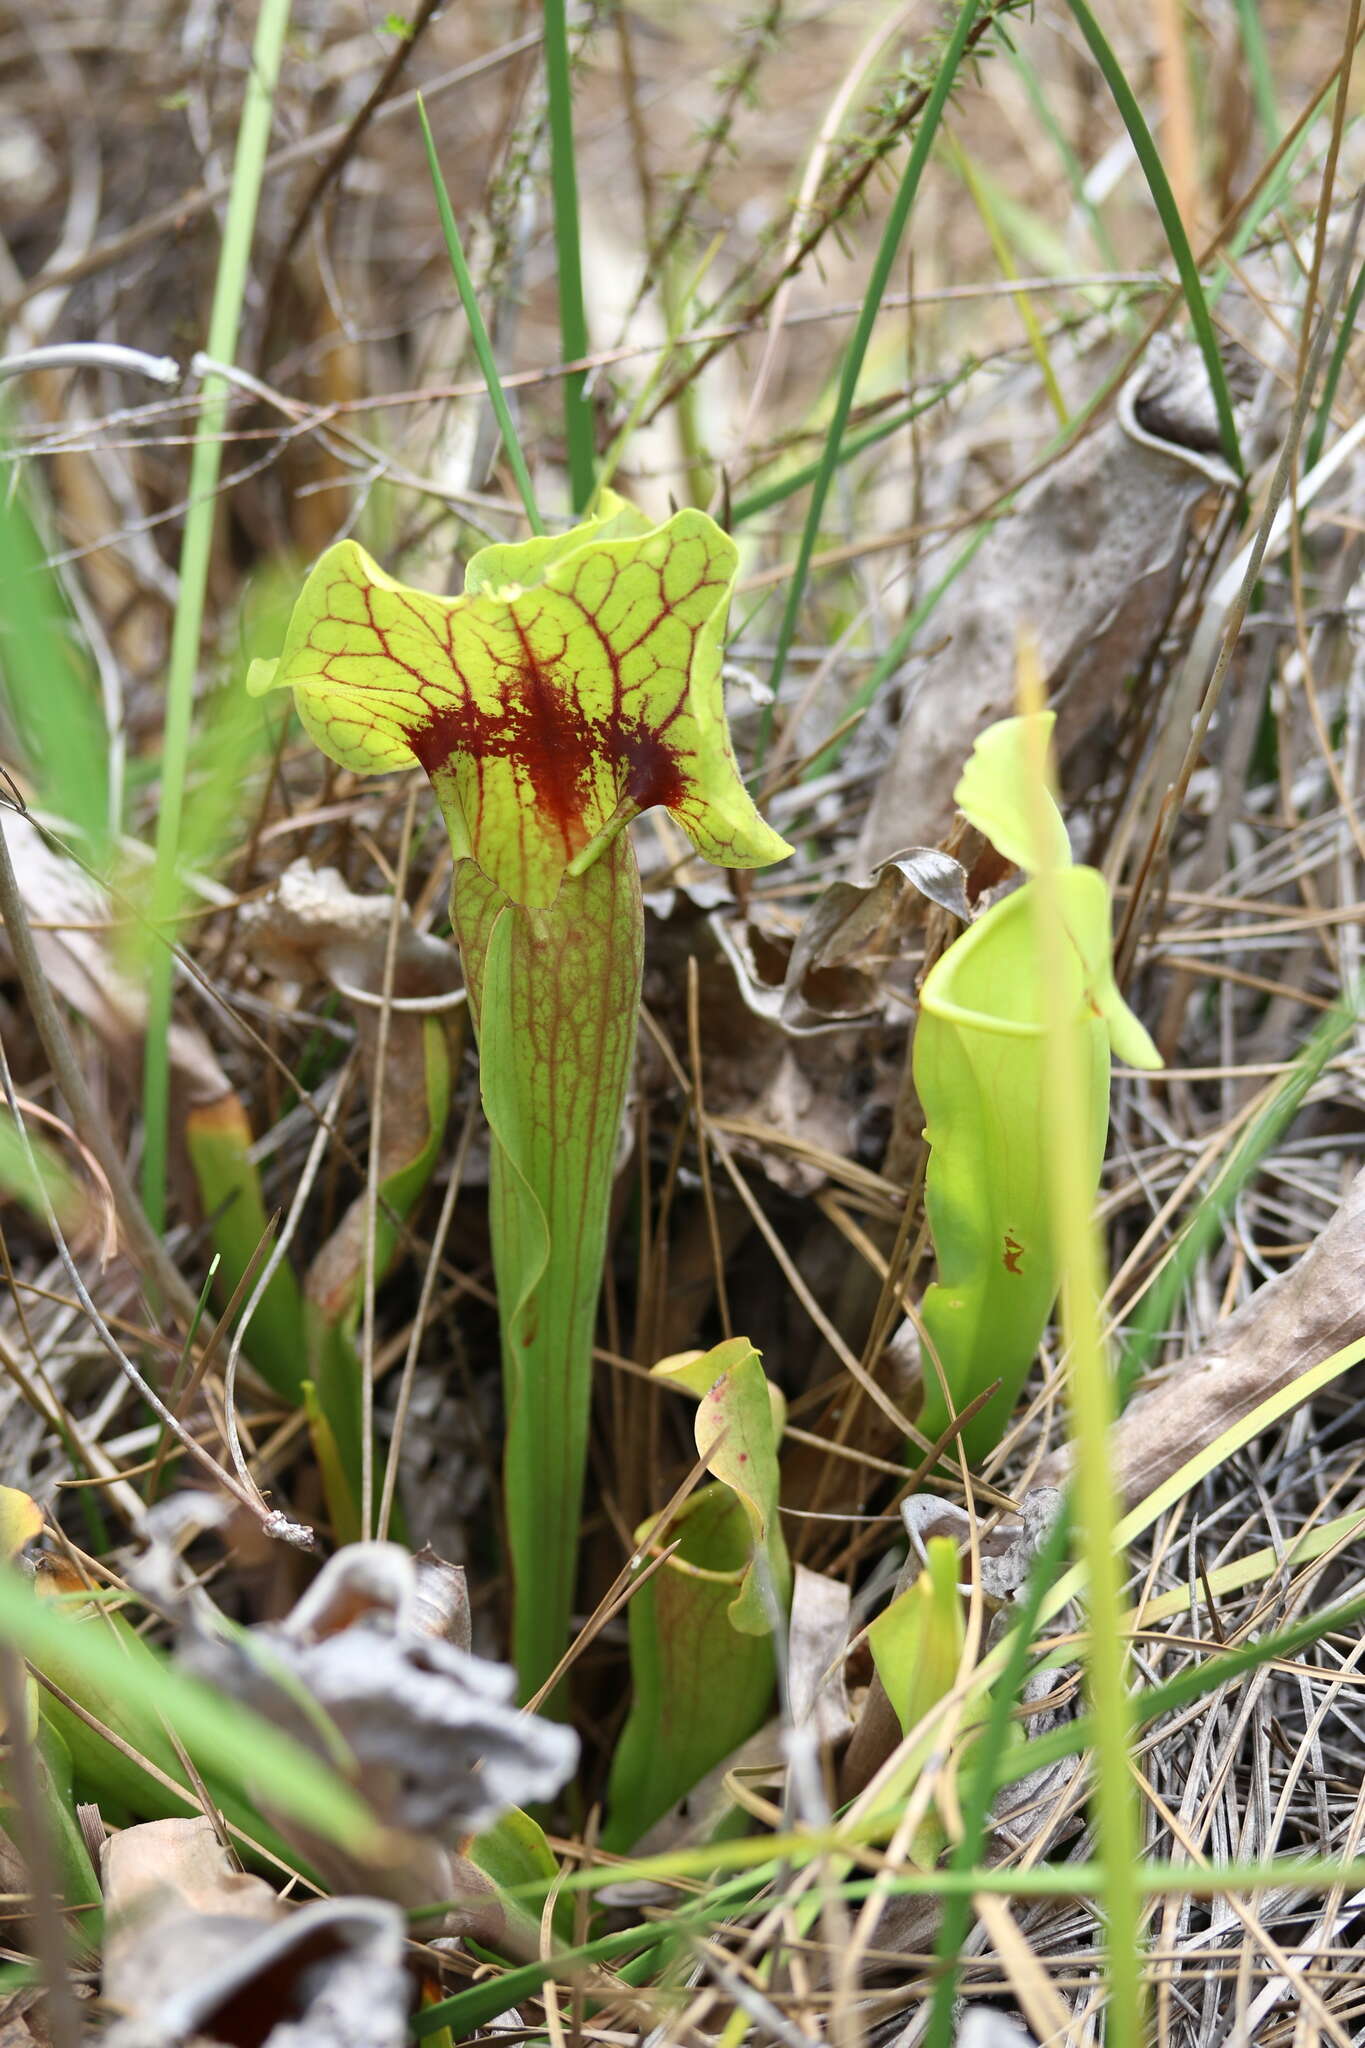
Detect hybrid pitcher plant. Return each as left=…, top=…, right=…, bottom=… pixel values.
left=250, top=497, right=790, bottom=1696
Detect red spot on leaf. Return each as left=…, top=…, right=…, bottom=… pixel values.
left=1002, top=1234, right=1024, bottom=1276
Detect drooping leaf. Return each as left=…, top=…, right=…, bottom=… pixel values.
left=603, top=1339, right=790, bottom=1851
left=657, top=1337, right=791, bottom=1634
left=868, top=1538, right=966, bottom=1740
left=952, top=711, right=1072, bottom=876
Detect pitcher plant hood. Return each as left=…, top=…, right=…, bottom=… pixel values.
left=247, top=499, right=791, bottom=908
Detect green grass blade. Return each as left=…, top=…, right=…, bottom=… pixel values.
left=417, top=95, right=544, bottom=535
left=729, top=367, right=975, bottom=529
left=1063, top=0, right=1243, bottom=477
left=0, top=1569, right=379, bottom=1852
left=757, top=0, right=985, bottom=755
left=1234, top=0, right=1281, bottom=144
left=1120, top=993, right=1357, bottom=1387
left=413, top=1921, right=673, bottom=2036
left=923, top=1500, right=1075, bottom=2048
left=1304, top=252, right=1365, bottom=474
left=1023, top=707, right=1141, bottom=2045
left=141, top=0, right=294, bottom=1232
left=997, top=1576, right=1365, bottom=1794
left=0, top=447, right=110, bottom=861
left=542, top=0, right=595, bottom=510
left=945, top=135, right=1068, bottom=424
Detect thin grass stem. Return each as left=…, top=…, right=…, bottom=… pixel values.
left=542, top=0, right=595, bottom=510
left=141, top=0, right=293, bottom=1231
left=417, top=95, right=544, bottom=535
left=1020, top=684, right=1141, bottom=2046
left=1063, top=0, right=1242, bottom=477
left=756, top=0, right=984, bottom=757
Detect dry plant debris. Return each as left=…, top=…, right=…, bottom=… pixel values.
left=0, top=2, right=1364, bottom=2044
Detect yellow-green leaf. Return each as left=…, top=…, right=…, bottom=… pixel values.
left=953, top=711, right=1072, bottom=877
left=247, top=505, right=790, bottom=909
left=0, top=1487, right=41, bottom=1563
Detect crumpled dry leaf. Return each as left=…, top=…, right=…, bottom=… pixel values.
left=242, top=858, right=457, bottom=1013
left=1, top=811, right=230, bottom=1107
left=100, top=1816, right=408, bottom=2048
left=123, top=1530, right=528, bottom=1948
left=858, top=340, right=1238, bottom=868
left=179, top=1543, right=575, bottom=1843
left=711, top=858, right=926, bottom=1037
left=241, top=860, right=461, bottom=1323
left=1036, top=1168, right=1365, bottom=1509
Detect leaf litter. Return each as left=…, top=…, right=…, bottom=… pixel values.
left=1, top=4, right=1365, bottom=2045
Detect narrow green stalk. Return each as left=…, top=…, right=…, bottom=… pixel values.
left=758, top=0, right=983, bottom=753
left=142, top=0, right=293, bottom=1230
left=945, top=134, right=1068, bottom=425
left=1304, top=254, right=1365, bottom=474
left=417, top=96, right=544, bottom=534
left=1063, top=0, right=1243, bottom=478
left=1234, top=0, right=1281, bottom=144
left=1022, top=705, right=1141, bottom=2046
left=542, top=0, right=595, bottom=510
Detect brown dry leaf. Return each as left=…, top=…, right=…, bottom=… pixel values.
left=100, top=1816, right=408, bottom=2048
left=711, top=861, right=917, bottom=1037
left=1036, top=1168, right=1365, bottom=1509
left=858, top=341, right=1238, bottom=867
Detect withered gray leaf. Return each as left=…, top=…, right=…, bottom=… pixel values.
left=858, top=339, right=1238, bottom=868
left=882, top=846, right=971, bottom=924
left=180, top=1543, right=576, bottom=1838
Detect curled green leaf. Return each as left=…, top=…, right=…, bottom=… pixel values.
left=914, top=716, right=1160, bottom=1461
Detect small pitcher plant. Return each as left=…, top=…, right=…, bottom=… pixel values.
left=912, top=712, right=1161, bottom=1462
left=249, top=497, right=789, bottom=1696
